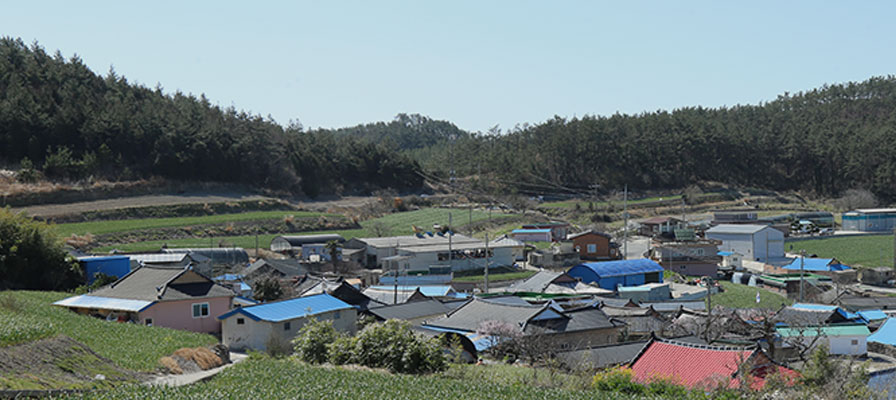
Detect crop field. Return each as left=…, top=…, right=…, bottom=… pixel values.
left=789, top=235, right=894, bottom=268
left=54, top=210, right=332, bottom=237
left=0, top=291, right=216, bottom=371
left=712, top=281, right=793, bottom=309
left=452, top=270, right=536, bottom=283
left=65, top=357, right=651, bottom=400
left=93, top=208, right=514, bottom=253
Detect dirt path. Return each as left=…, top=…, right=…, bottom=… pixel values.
left=146, top=352, right=248, bottom=387
left=13, top=193, right=271, bottom=218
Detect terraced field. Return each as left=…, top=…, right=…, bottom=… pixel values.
left=55, top=211, right=332, bottom=237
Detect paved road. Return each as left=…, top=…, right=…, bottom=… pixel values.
left=621, top=236, right=650, bottom=260
left=146, top=352, right=248, bottom=387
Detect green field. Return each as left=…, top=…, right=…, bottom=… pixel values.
left=94, top=208, right=514, bottom=253
left=711, top=281, right=793, bottom=309
left=55, top=210, right=331, bottom=237
left=0, top=291, right=217, bottom=371
left=63, top=357, right=652, bottom=400
left=788, top=235, right=894, bottom=268
left=452, top=270, right=536, bottom=283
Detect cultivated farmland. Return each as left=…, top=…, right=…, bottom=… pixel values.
left=788, top=235, right=895, bottom=268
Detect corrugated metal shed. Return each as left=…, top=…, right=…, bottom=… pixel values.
left=705, top=224, right=770, bottom=234
left=217, top=293, right=353, bottom=322
left=52, top=295, right=154, bottom=312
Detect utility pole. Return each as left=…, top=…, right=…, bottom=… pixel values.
left=893, top=229, right=896, bottom=273
left=469, top=206, right=473, bottom=236
left=484, top=233, right=490, bottom=294
left=448, top=212, right=453, bottom=271
left=255, top=228, right=259, bottom=258
left=799, top=249, right=806, bottom=303
left=623, top=185, right=628, bottom=260
left=704, top=276, right=713, bottom=342
left=394, top=239, right=399, bottom=305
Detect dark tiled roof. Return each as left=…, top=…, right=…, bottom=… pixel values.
left=426, top=298, right=549, bottom=332
left=557, top=341, right=649, bottom=370
left=90, top=265, right=233, bottom=302
left=245, top=259, right=308, bottom=282
left=838, top=296, right=896, bottom=311
left=368, top=299, right=455, bottom=321
left=774, top=307, right=846, bottom=326
left=537, top=307, right=622, bottom=333
left=507, top=270, right=564, bottom=293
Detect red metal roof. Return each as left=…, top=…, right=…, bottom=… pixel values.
left=630, top=339, right=798, bottom=390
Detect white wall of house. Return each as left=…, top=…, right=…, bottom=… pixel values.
left=783, top=334, right=867, bottom=356
left=707, top=228, right=784, bottom=262
left=221, top=308, right=358, bottom=351
left=398, top=246, right=516, bottom=272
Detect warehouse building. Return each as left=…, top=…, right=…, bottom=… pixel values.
left=567, top=259, right=665, bottom=291
left=842, top=209, right=896, bottom=232
left=705, top=224, right=784, bottom=262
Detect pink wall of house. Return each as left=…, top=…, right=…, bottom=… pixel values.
left=139, top=296, right=232, bottom=333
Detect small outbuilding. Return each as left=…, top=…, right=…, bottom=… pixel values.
left=218, top=293, right=357, bottom=351
left=567, top=259, right=664, bottom=291
left=568, top=230, right=620, bottom=261
left=511, top=228, right=553, bottom=242
left=270, top=234, right=345, bottom=255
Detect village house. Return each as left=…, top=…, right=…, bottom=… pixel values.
left=422, top=297, right=625, bottom=351
left=648, top=237, right=721, bottom=277
left=244, top=258, right=308, bottom=284
left=218, top=293, right=357, bottom=351
left=774, top=257, right=851, bottom=277
left=270, top=234, right=345, bottom=259
left=567, top=259, right=664, bottom=291
left=638, top=217, right=685, bottom=237
left=521, top=222, right=570, bottom=241
left=367, top=299, right=465, bottom=326
left=629, top=337, right=798, bottom=390
left=776, top=325, right=870, bottom=357
left=295, top=276, right=383, bottom=311
left=54, top=265, right=234, bottom=333
left=556, top=340, right=649, bottom=371
left=510, top=228, right=553, bottom=242
left=362, top=286, right=430, bottom=305
left=567, top=230, right=620, bottom=261
left=507, top=270, right=613, bottom=296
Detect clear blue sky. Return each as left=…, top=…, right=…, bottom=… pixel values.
left=2, top=1, right=894, bottom=132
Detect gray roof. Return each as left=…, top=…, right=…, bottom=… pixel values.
left=774, top=307, right=844, bottom=326
left=245, top=259, right=308, bottom=281
left=127, top=253, right=192, bottom=264
left=489, top=235, right=525, bottom=247
left=89, top=265, right=233, bottom=302
left=705, top=224, right=771, bottom=235
left=541, top=307, right=621, bottom=333
left=598, top=298, right=639, bottom=308
left=837, top=296, right=896, bottom=311
left=567, top=230, right=612, bottom=240
left=368, top=299, right=456, bottom=321
left=557, top=341, right=649, bottom=370
left=274, top=234, right=345, bottom=246
left=426, top=298, right=551, bottom=332
left=162, top=248, right=249, bottom=265
left=358, top=234, right=481, bottom=249
left=641, top=301, right=707, bottom=312
left=362, top=287, right=428, bottom=305
left=507, top=270, right=565, bottom=292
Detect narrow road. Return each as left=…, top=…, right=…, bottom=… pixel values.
left=146, top=352, right=248, bottom=387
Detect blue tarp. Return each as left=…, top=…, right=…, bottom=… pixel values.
left=217, top=293, right=353, bottom=322
left=869, top=318, right=896, bottom=346
left=783, top=258, right=850, bottom=272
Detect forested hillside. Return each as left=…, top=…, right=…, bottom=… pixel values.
left=0, top=38, right=422, bottom=197
left=390, top=78, right=896, bottom=201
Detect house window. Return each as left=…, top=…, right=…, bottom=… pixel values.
left=192, top=303, right=210, bottom=318
left=237, top=318, right=245, bottom=325
left=334, top=311, right=341, bottom=319
left=696, top=248, right=705, bottom=256
left=851, top=339, right=859, bottom=345
left=587, top=244, right=597, bottom=253
left=145, top=318, right=153, bottom=326
left=284, top=322, right=291, bottom=331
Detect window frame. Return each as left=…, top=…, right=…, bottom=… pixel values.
left=192, top=302, right=210, bottom=319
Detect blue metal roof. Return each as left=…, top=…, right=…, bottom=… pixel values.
left=569, top=259, right=664, bottom=279
left=512, top=228, right=553, bottom=234
left=419, top=325, right=499, bottom=351
left=717, top=251, right=735, bottom=256
left=792, top=303, right=861, bottom=321
left=859, top=310, right=888, bottom=322
left=783, top=258, right=850, bottom=272
left=217, top=293, right=353, bottom=322
left=78, top=255, right=131, bottom=262
left=213, top=273, right=244, bottom=281
left=869, top=318, right=896, bottom=346
left=53, top=294, right=155, bottom=312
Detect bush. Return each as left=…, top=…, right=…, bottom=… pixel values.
left=352, top=319, right=446, bottom=374
left=0, top=207, right=81, bottom=290
left=592, top=367, right=644, bottom=395
left=293, top=319, right=341, bottom=364
left=327, top=335, right=356, bottom=365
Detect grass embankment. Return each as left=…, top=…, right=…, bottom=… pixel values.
left=63, top=357, right=653, bottom=400
left=55, top=210, right=333, bottom=237
left=540, top=195, right=684, bottom=209
left=711, top=281, right=792, bottom=309
left=789, top=235, right=894, bottom=268
left=93, top=208, right=514, bottom=253
left=0, top=291, right=216, bottom=371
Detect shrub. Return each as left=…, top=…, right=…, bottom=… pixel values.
left=293, top=319, right=341, bottom=364
left=592, top=367, right=644, bottom=395
left=327, top=335, right=356, bottom=365
left=352, top=319, right=446, bottom=374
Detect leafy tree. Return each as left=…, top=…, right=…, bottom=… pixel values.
left=252, top=277, right=284, bottom=302
left=0, top=207, right=80, bottom=290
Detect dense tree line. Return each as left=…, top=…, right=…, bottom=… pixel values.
left=0, top=38, right=422, bottom=196
left=0, top=207, right=79, bottom=290
left=338, top=78, right=896, bottom=202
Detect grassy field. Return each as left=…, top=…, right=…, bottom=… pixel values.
left=711, top=281, right=792, bottom=309
left=63, top=357, right=656, bottom=400
left=789, top=235, right=894, bottom=268
left=0, top=291, right=217, bottom=371
left=94, top=208, right=515, bottom=253
left=54, top=210, right=332, bottom=237
left=453, top=270, right=536, bottom=283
